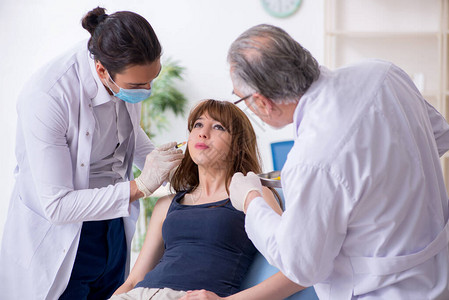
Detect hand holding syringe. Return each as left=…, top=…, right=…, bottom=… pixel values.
left=175, top=141, right=186, bottom=149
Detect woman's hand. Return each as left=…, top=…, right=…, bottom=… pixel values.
left=135, top=142, right=184, bottom=197
left=179, top=289, right=224, bottom=300
left=112, top=281, right=134, bottom=296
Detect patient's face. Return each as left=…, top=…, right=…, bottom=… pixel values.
left=188, top=113, right=232, bottom=169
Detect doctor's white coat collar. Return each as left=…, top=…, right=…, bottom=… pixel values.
left=293, top=66, right=330, bottom=139
left=87, top=51, right=115, bottom=107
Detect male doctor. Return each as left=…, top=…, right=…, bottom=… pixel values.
left=229, top=24, right=449, bottom=299
left=0, top=8, right=183, bottom=300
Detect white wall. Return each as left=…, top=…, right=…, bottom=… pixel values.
left=0, top=0, right=325, bottom=244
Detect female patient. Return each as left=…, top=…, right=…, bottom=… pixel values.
left=111, top=99, right=304, bottom=299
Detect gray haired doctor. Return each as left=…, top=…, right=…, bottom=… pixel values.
left=229, top=24, right=449, bottom=299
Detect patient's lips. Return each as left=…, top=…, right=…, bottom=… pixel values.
left=195, top=142, right=209, bottom=149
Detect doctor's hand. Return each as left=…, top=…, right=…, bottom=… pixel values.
left=230, top=172, right=263, bottom=213
left=135, top=142, right=184, bottom=198
left=179, top=289, right=224, bottom=300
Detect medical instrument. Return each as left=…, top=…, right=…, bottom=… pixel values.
left=175, top=141, right=186, bottom=148
left=258, top=171, right=281, bottom=188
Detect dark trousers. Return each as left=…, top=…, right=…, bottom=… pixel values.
left=59, top=218, right=127, bottom=300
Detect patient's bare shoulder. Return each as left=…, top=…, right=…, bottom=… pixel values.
left=152, top=194, right=176, bottom=219
left=262, top=187, right=283, bottom=215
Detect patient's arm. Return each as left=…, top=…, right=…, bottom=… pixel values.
left=113, top=195, right=173, bottom=295
left=230, top=271, right=305, bottom=300
left=179, top=272, right=305, bottom=300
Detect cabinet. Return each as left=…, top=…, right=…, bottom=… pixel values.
left=324, top=0, right=449, bottom=193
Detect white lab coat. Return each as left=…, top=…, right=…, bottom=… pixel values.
left=0, top=41, right=154, bottom=299
left=246, top=60, right=449, bottom=299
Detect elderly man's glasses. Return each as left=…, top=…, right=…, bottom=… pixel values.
left=233, top=94, right=253, bottom=105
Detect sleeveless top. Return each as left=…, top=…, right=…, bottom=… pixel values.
left=135, top=191, right=257, bottom=297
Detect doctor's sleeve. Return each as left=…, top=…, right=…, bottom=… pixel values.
left=425, top=100, right=449, bottom=156
left=245, top=163, right=351, bottom=287
left=19, top=91, right=130, bottom=224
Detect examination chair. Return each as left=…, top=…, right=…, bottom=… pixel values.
left=241, top=252, right=318, bottom=299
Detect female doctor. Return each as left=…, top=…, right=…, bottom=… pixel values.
left=0, top=7, right=183, bottom=300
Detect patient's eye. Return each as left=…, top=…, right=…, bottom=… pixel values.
left=213, top=124, right=226, bottom=131
left=193, top=121, right=203, bottom=128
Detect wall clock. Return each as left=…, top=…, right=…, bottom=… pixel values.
left=261, top=0, right=302, bottom=18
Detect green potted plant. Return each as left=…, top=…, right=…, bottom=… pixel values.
left=140, top=58, right=188, bottom=139
left=132, top=58, right=188, bottom=251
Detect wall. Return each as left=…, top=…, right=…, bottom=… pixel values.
left=0, top=0, right=325, bottom=245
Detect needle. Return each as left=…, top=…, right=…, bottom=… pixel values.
left=175, top=141, right=186, bottom=148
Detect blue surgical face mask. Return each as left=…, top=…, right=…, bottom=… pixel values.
left=106, top=72, right=152, bottom=104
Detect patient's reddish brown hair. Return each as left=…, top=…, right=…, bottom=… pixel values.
left=171, top=99, right=261, bottom=195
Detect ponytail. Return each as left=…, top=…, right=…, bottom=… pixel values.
left=81, top=7, right=162, bottom=78
left=81, top=6, right=108, bottom=35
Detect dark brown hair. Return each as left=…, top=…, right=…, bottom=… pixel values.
left=81, top=7, right=162, bottom=79
left=171, top=99, right=261, bottom=195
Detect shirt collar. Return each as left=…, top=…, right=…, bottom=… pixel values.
left=293, top=65, right=329, bottom=138
left=88, top=51, right=115, bottom=107
left=292, top=96, right=305, bottom=138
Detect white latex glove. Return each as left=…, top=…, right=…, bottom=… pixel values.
left=135, top=142, right=184, bottom=197
left=229, top=171, right=263, bottom=212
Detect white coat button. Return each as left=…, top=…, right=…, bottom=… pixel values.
left=63, top=249, right=66, bottom=253
left=81, top=163, right=85, bottom=167
left=86, top=131, right=90, bottom=136
left=88, top=103, right=92, bottom=108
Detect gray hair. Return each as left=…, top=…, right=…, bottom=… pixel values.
left=228, top=24, right=320, bottom=104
